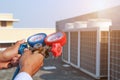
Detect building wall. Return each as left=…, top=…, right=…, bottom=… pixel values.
left=0, top=43, right=13, bottom=51
left=0, top=28, right=55, bottom=43
left=0, top=13, right=18, bottom=27
left=0, top=14, right=13, bottom=19
left=0, top=21, right=13, bottom=27
left=0, top=28, right=55, bottom=51
left=6, top=21, right=13, bottom=27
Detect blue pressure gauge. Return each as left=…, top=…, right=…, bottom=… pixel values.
left=27, top=33, right=47, bottom=48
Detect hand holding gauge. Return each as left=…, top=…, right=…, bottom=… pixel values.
left=12, top=32, right=66, bottom=80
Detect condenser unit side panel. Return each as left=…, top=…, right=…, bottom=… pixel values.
left=100, top=31, right=108, bottom=76
left=62, top=32, right=69, bottom=62
left=110, top=30, right=120, bottom=80
left=80, top=31, right=97, bottom=75
left=70, top=32, right=78, bottom=66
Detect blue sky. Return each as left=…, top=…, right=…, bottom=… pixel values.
left=0, top=0, right=120, bottom=28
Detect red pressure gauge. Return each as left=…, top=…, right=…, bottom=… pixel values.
left=45, top=32, right=66, bottom=46
left=45, top=32, right=66, bottom=57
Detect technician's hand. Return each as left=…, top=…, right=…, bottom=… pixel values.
left=19, top=49, right=44, bottom=76
left=0, top=55, right=21, bottom=69
left=0, top=39, right=25, bottom=62
left=0, top=40, right=25, bottom=69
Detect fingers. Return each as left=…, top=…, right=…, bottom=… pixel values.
left=0, top=62, right=11, bottom=69
left=10, top=61, right=19, bottom=67
left=14, top=39, right=26, bottom=48
left=16, top=39, right=26, bottom=44
left=11, top=55, right=20, bottom=64
left=8, top=54, right=21, bottom=67
left=24, top=48, right=32, bottom=55
left=20, top=48, right=32, bottom=59
left=17, top=54, right=21, bottom=58
left=40, top=62, right=44, bottom=67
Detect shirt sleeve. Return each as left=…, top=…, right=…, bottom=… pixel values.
left=14, top=72, right=33, bottom=80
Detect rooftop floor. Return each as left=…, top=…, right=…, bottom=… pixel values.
left=0, top=56, right=107, bottom=80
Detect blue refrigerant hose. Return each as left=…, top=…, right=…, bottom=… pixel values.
left=12, top=33, right=47, bottom=80
left=12, top=44, right=28, bottom=80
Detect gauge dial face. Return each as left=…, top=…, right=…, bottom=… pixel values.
left=47, top=32, right=63, bottom=42
left=29, top=35, right=45, bottom=42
